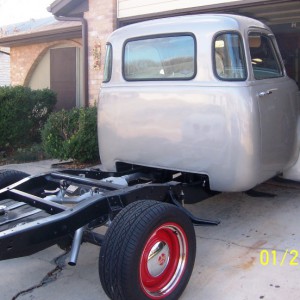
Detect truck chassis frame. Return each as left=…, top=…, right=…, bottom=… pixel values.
left=0, top=167, right=219, bottom=299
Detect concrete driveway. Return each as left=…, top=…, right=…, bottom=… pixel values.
left=1, top=161, right=300, bottom=299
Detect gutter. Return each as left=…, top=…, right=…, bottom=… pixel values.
left=0, top=25, right=82, bottom=47
left=55, top=16, right=89, bottom=108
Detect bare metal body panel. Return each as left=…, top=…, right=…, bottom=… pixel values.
left=98, top=14, right=300, bottom=192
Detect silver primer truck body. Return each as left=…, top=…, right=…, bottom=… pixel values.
left=98, top=14, right=300, bottom=192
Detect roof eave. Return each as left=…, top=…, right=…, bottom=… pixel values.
left=0, top=25, right=82, bottom=47
left=47, top=0, right=86, bottom=17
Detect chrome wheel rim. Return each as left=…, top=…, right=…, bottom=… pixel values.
left=140, top=223, right=188, bottom=299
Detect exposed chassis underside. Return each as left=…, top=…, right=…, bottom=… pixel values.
left=0, top=167, right=219, bottom=262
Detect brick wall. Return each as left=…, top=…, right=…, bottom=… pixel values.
left=85, top=0, right=117, bottom=105
left=10, top=39, right=82, bottom=86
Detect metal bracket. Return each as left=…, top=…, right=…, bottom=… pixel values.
left=168, top=190, right=220, bottom=226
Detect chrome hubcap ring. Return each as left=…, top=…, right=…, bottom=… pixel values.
left=140, top=223, right=188, bottom=299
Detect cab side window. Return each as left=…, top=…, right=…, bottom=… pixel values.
left=249, top=33, right=283, bottom=80
left=214, top=32, right=247, bottom=81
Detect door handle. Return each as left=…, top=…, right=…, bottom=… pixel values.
left=258, top=88, right=278, bottom=97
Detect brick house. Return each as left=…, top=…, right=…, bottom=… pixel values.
left=0, top=19, right=83, bottom=110
left=0, top=0, right=116, bottom=108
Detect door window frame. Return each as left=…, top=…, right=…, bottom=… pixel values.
left=248, top=31, right=284, bottom=80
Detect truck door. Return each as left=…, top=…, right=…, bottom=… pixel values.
left=248, top=31, right=299, bottom=174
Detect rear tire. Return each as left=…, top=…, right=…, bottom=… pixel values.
left=0, top=169, right=29, bottom=188
left=99, top=200, right=196, bottom=300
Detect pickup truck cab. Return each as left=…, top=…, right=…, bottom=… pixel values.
left=99, top=14, right=300, bottom=192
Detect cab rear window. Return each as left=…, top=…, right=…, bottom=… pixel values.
left=123, top=35, right=196, bottom=81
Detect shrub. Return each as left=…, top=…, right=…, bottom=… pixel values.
left=13, top=144, right=49, bottom=163
left=0, top=86, right=56, bottom=151
left=41, top=107, right=100, bottom=163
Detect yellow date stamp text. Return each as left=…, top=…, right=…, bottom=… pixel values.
left=260, top=249, right=298, bottom=266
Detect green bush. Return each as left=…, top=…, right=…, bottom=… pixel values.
left=0, top=86, right=56, bottom=151
left=41, top=107, right=100, bottom=163
left=13, top=144, right=49, bottom=163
